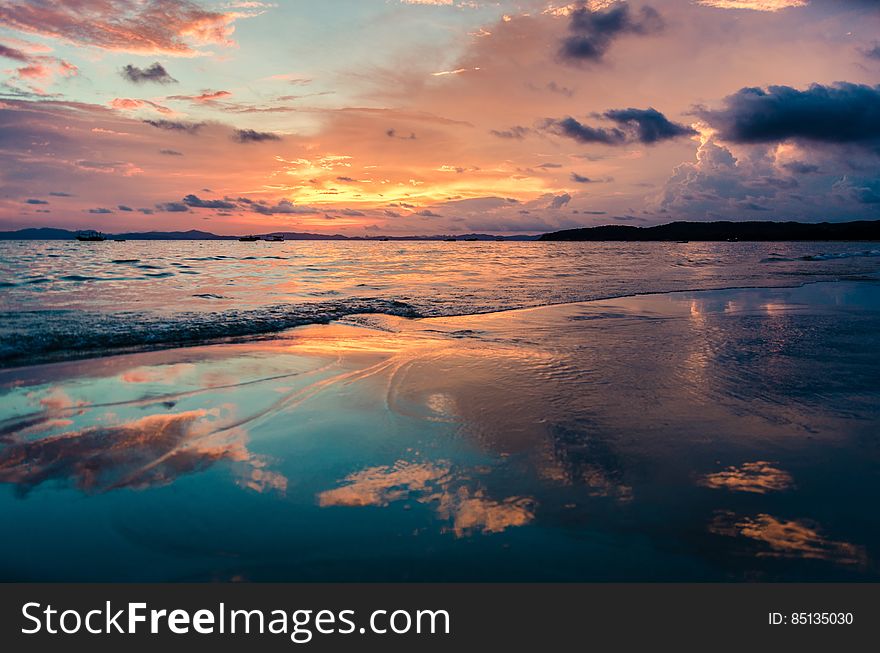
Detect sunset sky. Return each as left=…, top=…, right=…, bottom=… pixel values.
left=1, top=0, right=879, bottom=235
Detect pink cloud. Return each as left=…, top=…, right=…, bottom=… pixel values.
left=110, top=97, right=173, bottom=114
left=0, top=0, right=248, bottom=56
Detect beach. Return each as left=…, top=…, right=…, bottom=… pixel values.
left=1, top=277, right=878, bottom=581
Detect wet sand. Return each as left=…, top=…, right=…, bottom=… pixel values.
left=1, top=279, right=878, bottom=581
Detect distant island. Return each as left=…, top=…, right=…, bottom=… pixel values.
left=2, top=220, right=880, bottom=242
left=0, top=228, right=537, bottom=241
left=540, top=220, right=880, bottom=242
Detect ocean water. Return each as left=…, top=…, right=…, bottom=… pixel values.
left=1, top=239, right=879, bottom=366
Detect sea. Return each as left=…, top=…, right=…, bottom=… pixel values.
left=1, top=239, right=879, bottom=367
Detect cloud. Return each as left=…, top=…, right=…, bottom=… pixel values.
left=182, top=193, right=236, bottom=209
left=833, top=176, right=880, bottom=204
left=695, top=0, right=808, bottom=10
left=603, top=107, right=697, bottom=143
left=542, top=107, right=695, bottom=146
left=559, top=2, right=664, bottom=64
left=489, top=125, right=530, bottom=139
left=0, top=43, right=30, bottom=62
left=49, top=191, right=73, bottom=197
left=156, top=201, right=190, bottom=212
left=167, top=89, right=231, bottom=103
left=652, top=124, right=880, bottom=220
left=88, top=207, right=113, bottom=214
left=111, top=98, right=173, bottom=114
left=232, top=128, right=281, bottom=143
left=120, top=62, right=177, bottom=84
left=549, top=193, right=572, bottom=209
left=542, top=116, right=626, bottom=144
left=75, top=160, right=143, bottom=176
left=865, top=45, right=880, bottom=60
left=238, top=197, right=317, bottom=215
left=386, top=128, right=417, bottom=140
left=159, top=149, right=183, bottom=156
left=117, top=205, right=133, bottom=211
left=0, top=41, right=78, bottom=92
left=698, top=83, right=880, bottom=148
left=25, top=198, right=48, bottom=204
left=144, top=119, right=202, bottom=133
left=781, top=161, right=819, bottom=174
left=570, top=173, right=594, bottom=183
left=0, top=0, right=246, bottom=56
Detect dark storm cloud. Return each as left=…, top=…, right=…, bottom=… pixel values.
left=25, top=198, right=48, bottom=204
left=603, top=107, right=697, bottom=143
left=541, top=116, right=626, bottom=145
left=120, top=62, right=177, bottom=84
left=232, top=128, right=281, bottom=143
left=144, top=119, right=202, bottom=134
left=0, top=43, right=30, bottom=62
left=782, top=161, right=820, bottom=174
left=697, top=83, right=880, bottom=147
left=182, top=194, right=236, bottom=209
left=542, top=108, right=694, bottom=146
left=559, top=2, right=663, bottom=64
left=489, top=126, right=531, bottom=140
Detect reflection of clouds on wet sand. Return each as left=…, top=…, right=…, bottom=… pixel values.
left=432, top=488, right=535, bottom=538
left=700, top=461, right=793, bottom=494
left=317, top=461, right=450, bottom=507
left=318, top=460, right=536, bottom=538
left=710, top=512, right=867, bottom=568
left=0, top=406, right=286, bottom=495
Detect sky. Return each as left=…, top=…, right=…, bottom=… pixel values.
left=1, top=0, right=879, bottom=235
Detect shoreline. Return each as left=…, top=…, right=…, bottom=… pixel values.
left=2, top=273, right=878, bottom=372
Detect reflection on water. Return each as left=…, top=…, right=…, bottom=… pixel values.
left=710, top=512, right=868, bottom=568
left=317, top=460, right=536, bottom=538
left=0, top=280, right=877, bottom=580
left=700, top=461, right=794, bottom=494
left=317, top=461, right=450, bottom=507
left=0, top=405, right=286, bottom=496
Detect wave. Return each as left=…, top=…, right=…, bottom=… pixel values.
left=0, top=298, right=420, bottom=368
left=763, top=250, right=880, bottom=263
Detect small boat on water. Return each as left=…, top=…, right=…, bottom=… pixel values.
left=76, top=230, right=106, bottom=242
left=263, top=234, right=284, bottom=242
left=239, top=235, right=260, bottom=242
